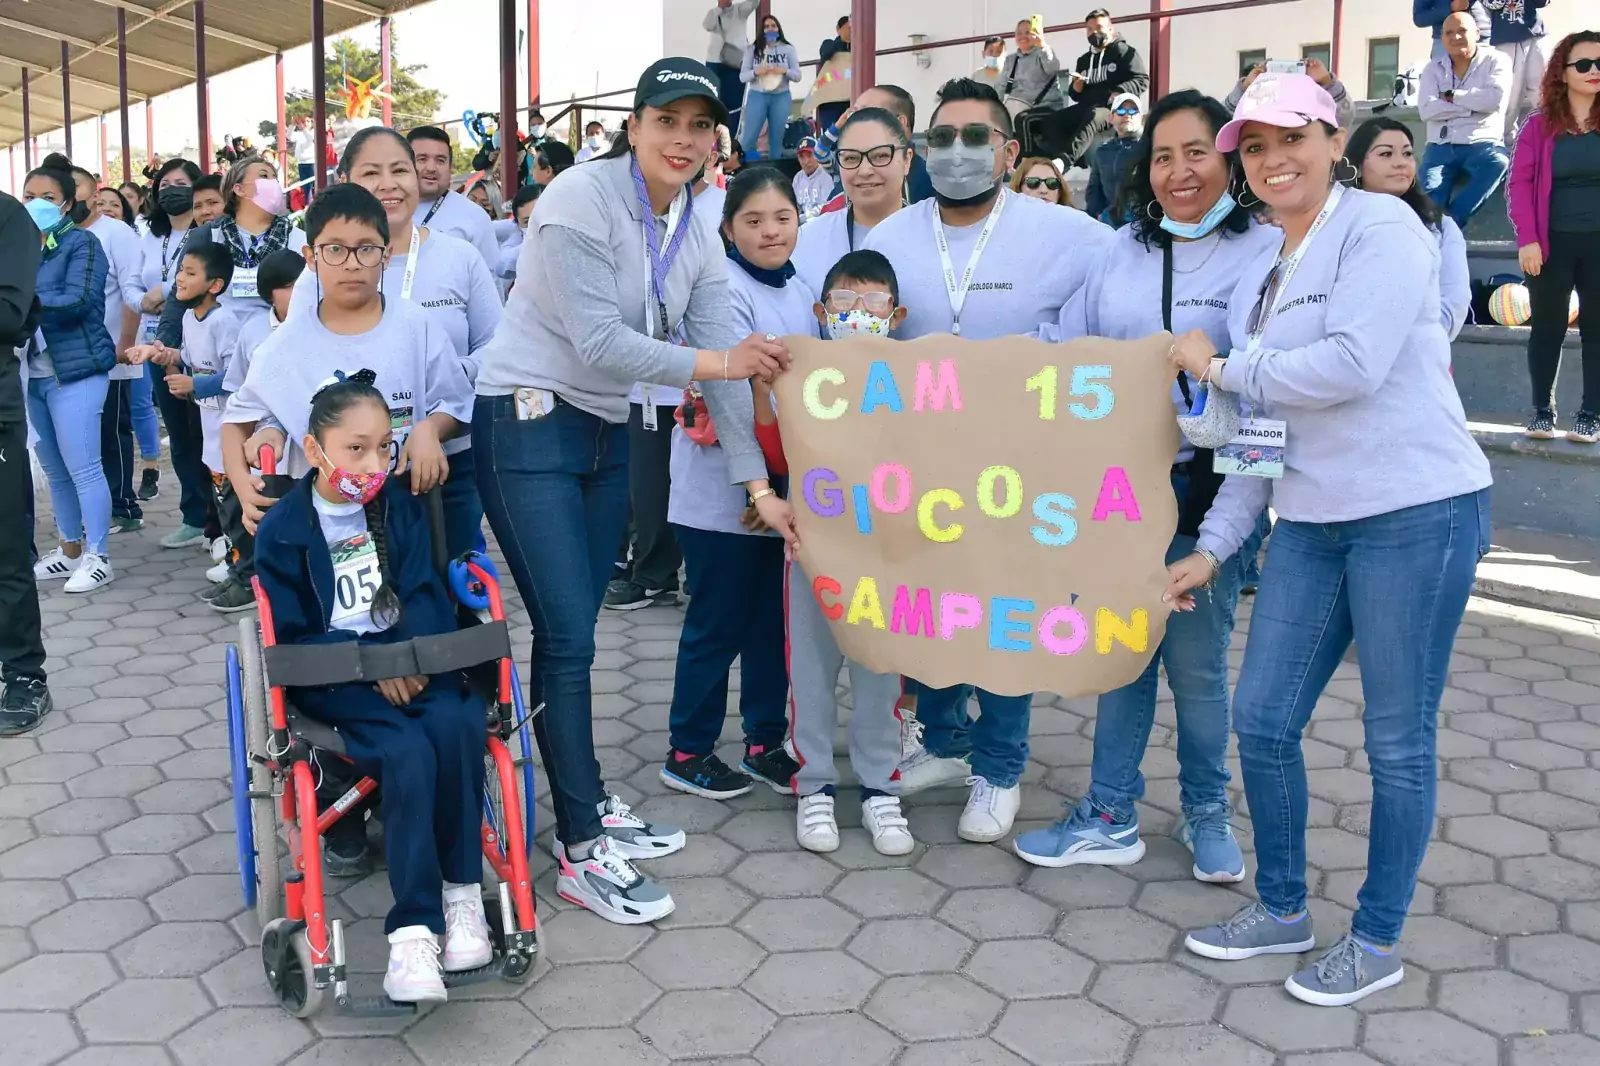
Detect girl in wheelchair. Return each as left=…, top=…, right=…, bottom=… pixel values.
left=254, top=369, right=492, bottom=1004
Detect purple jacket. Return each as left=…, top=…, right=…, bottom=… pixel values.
left=1508, top=111, right=1555, bottom=255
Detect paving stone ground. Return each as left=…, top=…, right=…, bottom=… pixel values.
left=6, top=479, right=1600, bottom=1066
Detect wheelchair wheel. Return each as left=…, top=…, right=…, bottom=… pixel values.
left=261, top=918, right=324, bottom=1018
left=239, top=618, right=283, bottom=928
left=482, top=751, right=510, bottom=878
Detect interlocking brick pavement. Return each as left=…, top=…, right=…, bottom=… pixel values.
left=5, top=481, right=1600, bottom=1065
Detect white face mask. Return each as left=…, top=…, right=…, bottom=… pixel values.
left=985, top=55, right=1003, bottom=70
left=587, top=135, right=603, bottom=149
left=826, top=309, right=892, bottom=340
left=530, top=124, right=546, bottom=139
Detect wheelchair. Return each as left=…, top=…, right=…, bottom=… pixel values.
left=224, top=449, right=541, bottom=1018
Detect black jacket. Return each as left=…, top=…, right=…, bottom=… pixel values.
left=0, top=193, right=43, bottom=425
left=1068, top=38, right=1148, bottom=112
left=819, top=36, right=850, bottom=64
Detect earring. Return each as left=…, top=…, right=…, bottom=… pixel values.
left=1333, top=159, right=1359, bottom=185
left=1145, top=200, right=1165, bottom=222
left=1235, top=182, right=1262, bottom=209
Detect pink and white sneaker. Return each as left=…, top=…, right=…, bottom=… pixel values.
left=555, top=836, right=675, bottom=925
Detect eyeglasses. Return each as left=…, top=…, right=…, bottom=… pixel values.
left=835, top=144, right=900, bottom=170
left=824, top=289, right=895, bottom=315
left=1245, top=261, right=1284, bottom=336
left=314, top=242, right=387, bottom=267
left=1022, top=176, right=1061, bottom=190
left=1113, top=106, right=1140, bottom=117
left=926, top=123, right=1001, bottom=150
left=1567, top=58, right=1600, bottom=74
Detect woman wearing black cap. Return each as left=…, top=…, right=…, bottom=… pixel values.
left=471, top=57, right=789, bottom=926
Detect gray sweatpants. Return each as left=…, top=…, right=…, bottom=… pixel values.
left=787, top=558, right=904, bottom=798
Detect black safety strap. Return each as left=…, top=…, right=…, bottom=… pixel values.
left=263, top=620, right=512, bottom=687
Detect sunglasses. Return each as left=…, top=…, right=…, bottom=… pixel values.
left=1568, top=58, right=1600, bottom=74
left=836, top=144, right=900, bottom=170
left=1022, top=176, right=1061, bottom=190
left=1113, top=106, right=1140, bottom=117
left=926, top=123, right=1001, bottom=150
left=1245, top=261, right=1284, bottom=337
left=824, top=289, right=895, bottom=316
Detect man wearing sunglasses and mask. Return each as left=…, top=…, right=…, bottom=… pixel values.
left=1086, top=92, right=1145, bottom=226
left=864, top=76, right=1113, bottom=844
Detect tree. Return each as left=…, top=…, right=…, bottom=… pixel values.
left=258, top=31, right=443, bottom=142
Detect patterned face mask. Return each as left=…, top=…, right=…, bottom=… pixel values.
left=319, top=457, right=387, bottom=505
left=825, top=309, right=893, bottom=340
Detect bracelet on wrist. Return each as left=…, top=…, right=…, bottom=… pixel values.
left=1193, top=547, right=1222, bottom=589
left=722, top=350, right=730, bottom=381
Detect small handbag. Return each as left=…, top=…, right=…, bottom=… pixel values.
left=1163, top=244, right=1242, bottom=450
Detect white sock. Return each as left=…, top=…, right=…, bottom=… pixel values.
left=442, top=882, right=479, bottom=904
left=566, top=837, right=599, bottom=861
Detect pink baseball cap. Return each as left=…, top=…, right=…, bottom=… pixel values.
left=1216, top=72, right=1338, bottom=153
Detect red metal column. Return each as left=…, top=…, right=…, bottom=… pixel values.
left=756, top=1, right=771, bottom=27
left=61, top=42, right=73, bottom=158
left=275, top=53, right=287, bottom=164
left=850, top=0, right=876, bottom=100
left=100, top=117, right=108, bottom=182
left=1149, top=0, right=1171, bottom=99
left=145, top=99, right=154, bottom=163
left=21, top=68, right=31, bottom=169
left=312, top=0, right=328, bottom=190
left=499, top=0, right=518, bottom=194
left=195, top=1, right=211, bottom=168
left=1331, top=0, right=1344, bottom=73
left=118, top=8, right=131, bottom=184
left=526, top=0, right=539, bottom=117
left=379, top=17, right=392, bottom=127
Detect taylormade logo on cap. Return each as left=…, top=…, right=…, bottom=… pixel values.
left=657, top=70, right=717, bottom=93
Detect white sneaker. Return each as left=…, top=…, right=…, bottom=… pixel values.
left=210, top=535, right=230, bottom=562
left=206, top=559, right=231, bottom=584
left=556, top=836, right=675, bottom=925
left=383, top=927, right=446, bottom=1003
left=441, top=886, right=494, bottom=972
left=958, top=776, right=1021, bottom=843
left=551, top=794, right=688, bottom=864
left=862, top=795, right=915, bottom=856
left=64, top=552, right=114, bottom=593
left=33, top=548, right=75, bottom=582
left=897, top=748, right=972, bottom=795
left=796, top=792, right=840, bottom=852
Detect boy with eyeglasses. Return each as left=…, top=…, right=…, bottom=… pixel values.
left=1087, top=92, right=1145, bottom=227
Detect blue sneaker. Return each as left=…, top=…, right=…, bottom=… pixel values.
left=1286, top=933, right=1405, bottom=1006
left=1177, top=804, right=1246, bottom=883
left=1186, top=901, right=1316, bottom=961
left=1014, top=797, right=1145, bottom=868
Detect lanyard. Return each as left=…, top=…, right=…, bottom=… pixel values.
left=399, top=226, right=420, bottom=302
left=158, top=228, right=189, bottom=283
left=634, top=159, right=694, bottom=343
left=1246, top=182, right=1345, bottom=352
left=421, top=195, right=446, bottom=226
left=933, top=189, right=1008, bottom=336
left=845, top=207, right=857, bottom=253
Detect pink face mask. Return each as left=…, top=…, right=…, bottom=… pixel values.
left=249, top=176, right=287, bottom=216
left=323, top=462, right=387, bottom=506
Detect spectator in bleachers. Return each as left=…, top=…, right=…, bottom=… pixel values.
left=1414, top=0, right=1492, bottom=59
left=813, top=16, right=853, bottom=131
left=1419, top=13, right=1513, bottom=233
left=1086, top=92, right=1144, bottom=226
left=703, top=0, right=759, bottom=135
left=1058, top=8, right=1148, bottom=167
left=974, top=37, right=1008, bottom=90
left=1485, top=0, right=1551, bottom=139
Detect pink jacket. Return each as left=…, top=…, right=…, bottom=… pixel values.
left=1508, top=112, right=1556, bottom=256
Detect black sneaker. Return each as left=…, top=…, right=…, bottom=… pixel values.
left=137, top=468, right=161, bottom=501
left=209, top=577, right=257, bottom=614
left=323, top=812, right=373, bottom=877
left=741, top=742, right=800, bottom=795
left=0, top=678, right=53, bottom=736
left=1568, top=411, right=1599, bottom=444
left=604, top=579, right=679, bottom=611
left=659, top=750, right=754, bottom=800
left=1526, top=409, right=1557, bottom=439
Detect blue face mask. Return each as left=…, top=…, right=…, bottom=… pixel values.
left=25, top=197, right=64, bottom=232
left=764, top=30, right=779, bottom=42
left=1159, top=190, right=1237, bottom=240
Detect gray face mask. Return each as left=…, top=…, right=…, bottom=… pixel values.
left=926, top=143, right=1000, bottom=201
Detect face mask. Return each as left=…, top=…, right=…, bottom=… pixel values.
left=318, top=451, right=388, bottom=506
left=985, top=55, right=1002, bottom=70
left=1088, top=32, right=1109, bottom=48
left=826, top=309, right=893, bottom=340
left=157, top=185, right=195, bottom=215
left=926, top=143, right=1000, bottom=201
left=587, top=135, right=603, bottom=149
left=764, top=30, right=779, bottom=42
left=248, top=177, right=287, bottom=216
left=530, top=124, right=546, bottom=139
left=1159, top=190, right=1238, bottom=240
left=25, top=198, right=64, bottom=232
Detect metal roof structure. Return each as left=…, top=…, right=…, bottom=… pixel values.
left=0, top=0, right=428, bottom=149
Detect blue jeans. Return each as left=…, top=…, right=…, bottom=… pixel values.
left=914, top=683, right=1032, bottom=789
left=1421, top=141, right=1510, bottom=235
left=1237, top=489, right=1489, bottom=946
left=741, top=89, right=792, bottom=161
left=27, top=373, right=112, bottom=556
left=1091, top=481, right=1244, bottom=820
left=472, top=395, right=630, bottom=845
left=100, top=378, right=141, bottom=522
left=667, top=525, right=788, bottom=756
left=439, top=444, right=484, bottom=562
left=1240, top=508, right=1271, bottom=587
left=151, top=367, right=212, bottom=530
left=130, top=362, right=161, bottom=461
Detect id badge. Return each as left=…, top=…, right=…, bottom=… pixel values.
left=642, top=398, right=658, bottom=431
left=138, top=320, right=158, bottom=346
left=514, top=387, right=556, bottom=421
left=1214, top=417, right=1286, bottom=479
left=387, top=406, right=414, bottom=474
left=230, top=267, right=260, bottom=301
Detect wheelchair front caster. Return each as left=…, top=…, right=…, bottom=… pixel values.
left=262, top=918, right=325, bottom=1018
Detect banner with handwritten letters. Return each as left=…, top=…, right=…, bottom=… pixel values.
left=772, top=334, right=1182, bottom=698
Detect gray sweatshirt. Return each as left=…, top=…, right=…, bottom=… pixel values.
left=475, top=155, right=741, bottom=423
left=1000, top=45, right=1065, bottom=110
left=1196, top=189, right=1492, bottom=562
left=1419, top=47, right=1512, bottom=145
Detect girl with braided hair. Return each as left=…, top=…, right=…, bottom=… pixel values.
left=252, top=369, right=492, bottom=1005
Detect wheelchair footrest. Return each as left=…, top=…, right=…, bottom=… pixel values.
left=443, top=960, right=503, bottom=987
left=335, top=995, right=418, bottom=1018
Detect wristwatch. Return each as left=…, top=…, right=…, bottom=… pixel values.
left=748, top=487, right=777, bottom=505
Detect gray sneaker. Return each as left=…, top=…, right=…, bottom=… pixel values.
left=1286, top=933, right=1405, bottom=1007
left=1185, top=900, right=1317, bottom=961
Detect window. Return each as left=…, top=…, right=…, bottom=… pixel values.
left=1368, top=37, right=1400, bottom=101
left=1238, top=49, right=1267, bottom=77
left=1301, top=42, right=1332, bottom=69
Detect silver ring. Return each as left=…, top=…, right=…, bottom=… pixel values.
left=764, top=333, right=777, bottom=343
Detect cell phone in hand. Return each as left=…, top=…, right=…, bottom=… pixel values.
left=1266, top=60, right=1307, bottom=76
